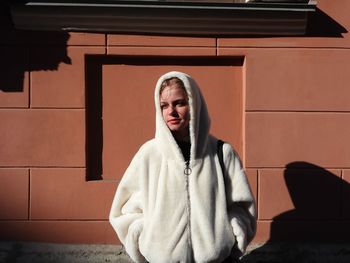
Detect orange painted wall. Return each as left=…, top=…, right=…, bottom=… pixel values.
left=1, top=0, right=350, bottom=244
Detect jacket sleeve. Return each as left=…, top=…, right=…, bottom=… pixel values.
left=109, top=156, right=146, bottom=263
left=223, top=143, right=257, bottom=256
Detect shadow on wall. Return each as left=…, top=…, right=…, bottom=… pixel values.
left=243, top=162, right=350, bottom=263
left=306, top=7, right=348, bottom=37
left=0, top=3, right=71, bottom=93
left=85, top=55, right=104, bottom=181
left=217, top=7, right=347, bottom=39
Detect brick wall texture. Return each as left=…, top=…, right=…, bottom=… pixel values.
left=1, top=0, right=350, bottom=244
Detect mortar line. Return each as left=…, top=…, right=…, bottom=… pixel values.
left=0, top=166, right=86, bottom=169
left=28, top=169, right=31, bottom=220
left=340, top=169, right=344, bottom=218
left=0, top=219, right=110, bottom=222
left=246, top=110, right=350, bottom=113
left=257, top=169, right=260, bottom=221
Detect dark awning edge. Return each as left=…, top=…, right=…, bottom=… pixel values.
left=10, top=0, right=317, bottom=36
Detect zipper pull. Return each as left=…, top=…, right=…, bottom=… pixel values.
left=184, top=160, right=192, bottom=175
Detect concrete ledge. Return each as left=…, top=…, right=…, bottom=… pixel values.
left=0, top=242, right=130, bottom=263
left=1, top=241, right=350, bottom=263
left=243, top=242, right=350, bottom=263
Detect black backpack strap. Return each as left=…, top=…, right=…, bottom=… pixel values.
left=217, top=139, right=225, bottom=177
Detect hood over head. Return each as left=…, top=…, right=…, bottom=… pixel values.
left=154, top=71, right=211, bottom=162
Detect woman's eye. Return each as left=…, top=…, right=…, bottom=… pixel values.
left=177, top=100, right=187, bottom=107
left=160, top=104, right=168, bottom=109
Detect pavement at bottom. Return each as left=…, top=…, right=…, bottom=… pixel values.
left=1, top=241, right=350, bottom=263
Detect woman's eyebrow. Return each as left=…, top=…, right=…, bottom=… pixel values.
left=173, top=99, right=188, bottom=103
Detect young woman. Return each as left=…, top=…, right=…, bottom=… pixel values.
left=109, top=71, right=256, bottom=263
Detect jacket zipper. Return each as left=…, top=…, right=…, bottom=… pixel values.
left=184, top=160, right=192, bottom=176
left=184, top=160, right=194, bottom=261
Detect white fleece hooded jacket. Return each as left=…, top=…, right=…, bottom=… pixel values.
left=109, top=71, right=256, bottom=263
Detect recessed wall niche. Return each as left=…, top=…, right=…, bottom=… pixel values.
left=86, top=56, right=244, bottom=181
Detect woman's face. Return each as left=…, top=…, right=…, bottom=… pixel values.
left=160, top=85, right=190, bottom=138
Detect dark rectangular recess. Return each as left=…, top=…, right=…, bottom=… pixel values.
left=85, top=55, right=244, bottom=181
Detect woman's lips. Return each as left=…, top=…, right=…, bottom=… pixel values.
left=168, top=119, right=180, bottom=124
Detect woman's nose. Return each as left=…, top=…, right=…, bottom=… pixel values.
left=169, top=106, right=178, bottom=116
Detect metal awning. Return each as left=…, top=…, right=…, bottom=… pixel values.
left=10, top=0, right=317, bottom=36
